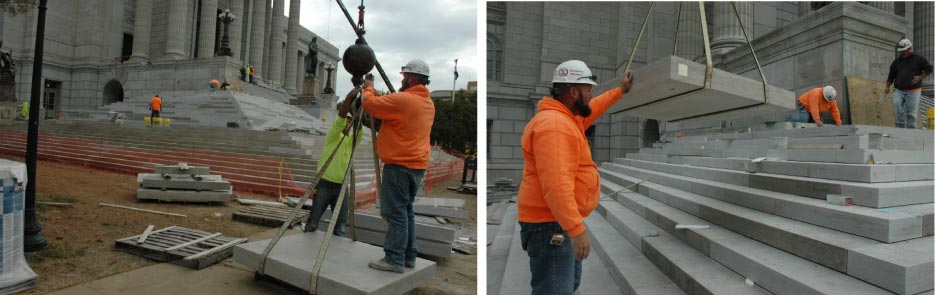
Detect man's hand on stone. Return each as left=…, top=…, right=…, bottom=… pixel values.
left=571, top=231, right=591, bottom=260
left=620, top=71, right=634, bottom=93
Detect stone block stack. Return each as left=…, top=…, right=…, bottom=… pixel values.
left=137, top=164, right=232, bottom=203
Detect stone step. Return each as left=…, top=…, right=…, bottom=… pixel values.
left=233, top=233, right=435, bottom=294
left=615, top=158, right=934, bottom=208
left=496, top=211, right=623, bottom=295
left=599, top=186, right=906, bottom=295
left=625, top=153, right=934, bottom=183
left=600, top=175, right=934, bottom=294
left=584, top=208, right=687, bottom=294
left=599, top=163, right=932, bottom=243
left=638, top=146, right=934, bottom=164
left=670, top=125, right=935, bottom=143
left=486, top=203, right=517, bottom=295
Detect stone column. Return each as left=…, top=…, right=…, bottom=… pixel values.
left=249, top=0, right=267, bottom=78
left=798, top=2, right=811, bottom=17
left=284, top=0, right=301, bottom=93
left=268, top=0, right=285, bottom=85
left=710, top=2, right=753, bottom=63
left=164, top=0, right=187, bottom=59
left=262, top=0, right=273, bottom=80
left=197, top=0, right=218, bottom=58
left=129, top=0, right=152, bottom=62
left=915, top=2, right=933, bottom=88
left=229, top=0, right=244, bottom=60
left=676, top=3, right=702, bottom=62
left=867, top=2, right=894, bottom=13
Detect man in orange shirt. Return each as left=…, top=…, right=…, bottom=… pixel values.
left=361, top=59, right=435, bottom=273
left=149, top=94, right=162, bottom=120
left=518, top=60, right=632, bottom=294
left=788, top=86, right=842, bottom=126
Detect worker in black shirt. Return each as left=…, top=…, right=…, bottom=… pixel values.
left=884, top=39, right=934, bottom=129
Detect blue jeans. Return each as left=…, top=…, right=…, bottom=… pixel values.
left=380, top=164, right=425, bottom=267
left=788, top=102, right=815, bottom=123
left=305, top=180, right=349, bottom=237
left=893, top=89, right=921, bottom=128
left=520, top=222, right=583, bottom=295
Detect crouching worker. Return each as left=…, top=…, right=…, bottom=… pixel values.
left=788, top=86, right=842, bottom=127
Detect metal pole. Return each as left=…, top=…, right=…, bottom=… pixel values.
left=25, top=0, right=49, bottom=252
left=450, top=59, right=457, bottom=102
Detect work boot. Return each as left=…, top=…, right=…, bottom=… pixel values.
left=368, top=259, right=403, bottom=273
left=405, top=261, right=415, bottom=269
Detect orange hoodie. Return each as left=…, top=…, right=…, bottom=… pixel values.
left=799, top=87, right=842, bottom=125
left=362, top=84, right=435, bottom=169
left=518, top=87, right=623, bottom=238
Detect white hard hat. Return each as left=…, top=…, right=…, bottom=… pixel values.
left=552, top=60, right=597, bottom=85
left=822, top=86, right=836, bottom=102
left=401, top=59, right=430, bottom=77
left=897, top=39, right=912, bottom=51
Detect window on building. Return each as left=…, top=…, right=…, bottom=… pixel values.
left=121, top=33, right=133, bottom=63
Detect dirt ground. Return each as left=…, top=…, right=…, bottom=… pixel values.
left=0, top=155, right=477, bottom=294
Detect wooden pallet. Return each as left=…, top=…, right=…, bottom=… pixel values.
left=114, top=226, right=247, bottom=269
left=233, top=204, right=309, bottom=227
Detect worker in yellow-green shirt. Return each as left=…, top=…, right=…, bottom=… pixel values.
left=304, top=87, right=364, bottom=237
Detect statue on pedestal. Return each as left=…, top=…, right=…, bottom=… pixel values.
left=306, top=37, right=319, bottom=78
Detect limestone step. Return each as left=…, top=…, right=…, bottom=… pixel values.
left=669, top=125, right=935, bottom=143
left=496, top=211, right=622, bottom=295
left=638, top=146, right=934, bottom=164
left=487, top=203, right=517, bottom=295
left=626, top=153, right=934, bottom=183
left=584, top=207, right=686, bottom=294
left=615, top=158, right=934, bottom=208
left=599, top=163, right=932, bottom=243
left=600, top=174, right=934, bottom=294
left=599, top=187, right=905, bottom=295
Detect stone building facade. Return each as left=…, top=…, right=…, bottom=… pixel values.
left=0, top=0, right=339, bottom=115
left=487, top=1, right=933, bottom=182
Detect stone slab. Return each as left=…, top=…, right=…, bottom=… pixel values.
left=153, top=165, right=211, bottom=175
left=136, top=188, right=231, bottom=202
left=413, top=205, right=470, bottom=220
left=602, top=55, right=795, bottom=122
left=487, top=203, right=517, bottom=295
left=139, top=176, right=231, bottom=191
left=233, top=233, right=435, bottom=295
left=849, top=237, right=934, bottom=295
left=350, top=228, right=452, bottom=258
left=413, top=198, right=465, bottom=208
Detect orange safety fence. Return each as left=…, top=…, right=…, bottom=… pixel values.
left=0, top=131, right=462, bottom=209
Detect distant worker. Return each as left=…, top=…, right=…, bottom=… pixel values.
left=19, top=101, right=27, bottom=120
left=304, top=88, right=363, bottom=237
left=884, top=39, right=933, bottom=129
left=220, top=81, right=231, bottom=90
left=240, top=65, right=248, bottom=82
left=362, top=60, right=435, bottom=273
left=149, top=94, right=162, bottom=120
left=788, top=86, right=842, bottom=127
left=210, top=79, right=220, bottom=91
left=249, top=66, right=255, bottom=84
left=518, top=60, right=633, bottom=295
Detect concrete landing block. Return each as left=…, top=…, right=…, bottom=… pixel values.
left=154, top=165, right=210, bottom=175
left=352, top=212, right=456, bottom=243
left=136, top=188, right=231, bottom=202
left=233, top=232, right=435, bottom=295
left=849, top=237, right=934, bottom=295
left=351, top=228, right=452, bottom=258
left=601, top=55, right=795, bottom=122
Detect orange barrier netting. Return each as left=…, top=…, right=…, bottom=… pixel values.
left=0, top=131, right=464, bottom=209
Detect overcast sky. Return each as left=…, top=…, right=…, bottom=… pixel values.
left=295, top=0, right=477, bottom=96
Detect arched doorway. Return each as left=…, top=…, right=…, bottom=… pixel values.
left=102, top=80, right=124, bottom=105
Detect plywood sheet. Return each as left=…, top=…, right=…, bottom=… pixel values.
left=846, top=76, right=895, bottom=127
